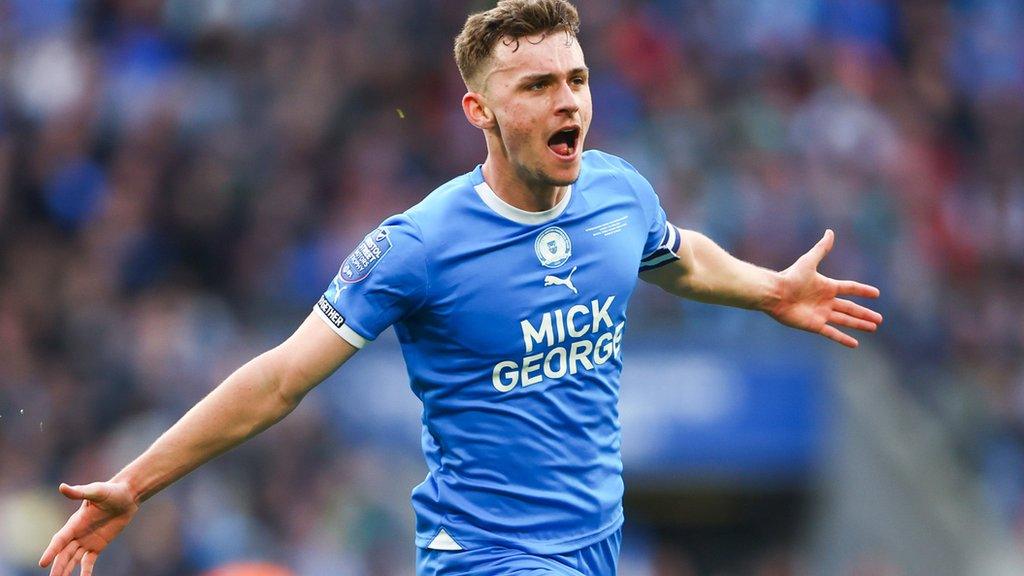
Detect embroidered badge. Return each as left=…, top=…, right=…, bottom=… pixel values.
left=341, top=228, right=392, bottom=283
left=534, top=226, right=572, bottom=268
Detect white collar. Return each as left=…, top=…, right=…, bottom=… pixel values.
left=472, top=179, right=573, bottom=225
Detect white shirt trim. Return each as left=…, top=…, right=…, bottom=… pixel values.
left=473, top=180, right=572, bottom=225
left=640, top=251, right=679, bottom=269
left=426, top=528, right=464, bottom=551
left=313, top=304, right=370, bottom=349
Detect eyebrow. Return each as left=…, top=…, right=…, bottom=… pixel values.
left=518, top=67, right=589, bottom=84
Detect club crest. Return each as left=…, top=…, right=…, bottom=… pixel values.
left=534, top=226, right=572, bottom=268
left=340, top=227, right=392, bottom=283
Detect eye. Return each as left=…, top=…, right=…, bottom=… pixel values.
left=528, top=80, right=547, bottom=91
left=571, top=75, right=587, bottom=86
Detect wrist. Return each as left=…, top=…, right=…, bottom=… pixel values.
left=110, top=469, right=147, bottom=505
left=756, top=269, right=785, bottom=314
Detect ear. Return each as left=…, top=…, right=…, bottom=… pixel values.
left=462, top=92, right=496, bottom=130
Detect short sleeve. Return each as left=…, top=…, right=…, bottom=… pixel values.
left=607, top=155, right=681, bottom=273
left=638, top=204, right=681, bottom=273
left=314, top=213, right=428, bottom=348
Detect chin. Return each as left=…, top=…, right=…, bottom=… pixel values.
left=542, top=163, right=582, bottom=186
left=517, top=162, right=579, bottom=189
left=538, top=175, right=577, bottom=188
left=549, top=169, right=580, bottom=187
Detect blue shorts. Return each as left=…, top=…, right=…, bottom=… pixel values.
left=416, top=529, right=622, bottom=575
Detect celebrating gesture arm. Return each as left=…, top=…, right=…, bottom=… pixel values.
left=39, top=313, right=357, bottom=576
left=640, top=228, right=882, bottom=348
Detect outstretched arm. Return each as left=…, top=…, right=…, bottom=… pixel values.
left=39, top=312, right=357, bottom=576
left=640, top=227, right=882, bottom=348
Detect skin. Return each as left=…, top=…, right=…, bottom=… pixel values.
left=463, top=31, right=591, bottom=212
left=39, top=316, right=358, bottom=576
left=461, top=31, right=881, bottom=346
left=40, top=25, right=882, bottom=576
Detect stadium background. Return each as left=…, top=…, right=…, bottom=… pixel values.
left=1, top=0, right=1023, bottom=574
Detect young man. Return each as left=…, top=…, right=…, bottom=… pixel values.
left=39, top=1, right=882, bottom=575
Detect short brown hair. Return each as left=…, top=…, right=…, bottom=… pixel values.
left=454, top=0, right=580, bottom=90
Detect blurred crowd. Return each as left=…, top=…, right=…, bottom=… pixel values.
left=1, top=0, right=1023, bottom=575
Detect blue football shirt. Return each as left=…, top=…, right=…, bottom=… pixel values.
left=315, top=150, right=680, bottom=554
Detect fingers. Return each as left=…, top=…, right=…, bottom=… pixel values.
left=40, top=525, right=73, bottom=567
left=835, top=298, right=883, bottom=325
left=58, top=483, right=78, bottom=499
left=81, top=551, right=97, bottom=576
left=829, top=310, right=878, bottom=332
left=836, top=279, right=880, bottom=299
left=60, top=547, right=86, bottom=576
left=48, top=541, right=78, bottom=576
left=42, top=483, right=104, bottom=569
left=60, top=482, right=109, bottom=503
left=820, top=324, right=858, bottom=348
left=821, top=297, right=881, bottom=347
left=803, top=229, right=835, bottom=267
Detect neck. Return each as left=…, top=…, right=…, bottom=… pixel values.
left=481, top=156, right=567, bottom=213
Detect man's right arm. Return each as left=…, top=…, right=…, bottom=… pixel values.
left=40, top=311, right=357, bottom=575
left=114, top=311, right=357, bottom=502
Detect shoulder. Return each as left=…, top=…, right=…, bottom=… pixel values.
left=582, top=149, right=643, bottom=176
left=367, top=181, right=456, bottom=268
left=400, top=170, right=478, bottom=240
left=581, top=149, right=656, bottom=203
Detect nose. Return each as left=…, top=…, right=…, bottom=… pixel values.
left=553, top=80, right=580, bottom=116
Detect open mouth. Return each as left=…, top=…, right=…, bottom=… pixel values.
left=547, top=127, right=580, bottom=158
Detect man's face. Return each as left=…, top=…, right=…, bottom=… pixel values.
left=481, top=31, right=592, bottom=188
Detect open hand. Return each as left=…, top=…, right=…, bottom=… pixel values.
left=767, top=230, right=882, bottom=348
left=39, top=481, right=139, bottom=576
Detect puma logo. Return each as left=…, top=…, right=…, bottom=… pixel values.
left=544, top=266, right=578, bottom=295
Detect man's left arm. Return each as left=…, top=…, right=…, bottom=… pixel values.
left=639, top=226, right=882, bottom=348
